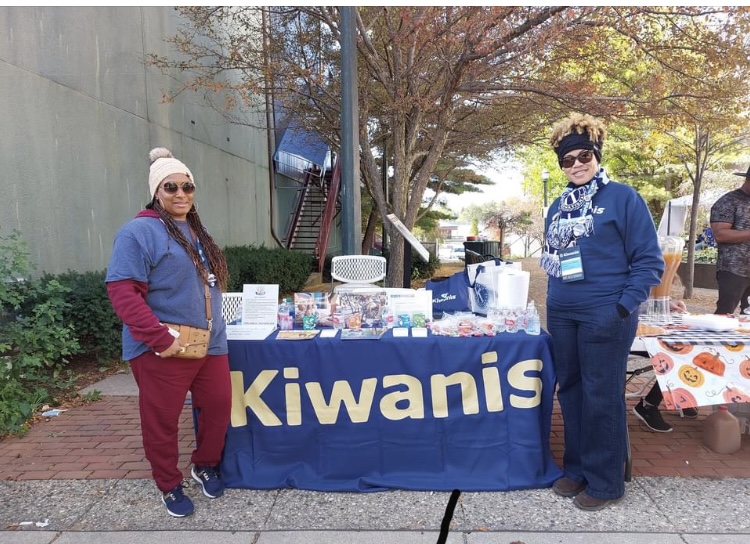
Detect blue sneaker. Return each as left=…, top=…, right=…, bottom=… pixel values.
left=161, top=482, right=194, bottom=517
left=191, top=465, right=225, bottom=498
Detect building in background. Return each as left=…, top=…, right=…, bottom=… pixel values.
left=0, top=6, right=274, bottom=275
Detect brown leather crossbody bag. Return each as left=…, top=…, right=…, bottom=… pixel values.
left=162, top=284, right=212, bottom=359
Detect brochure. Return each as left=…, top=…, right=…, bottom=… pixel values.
left=293, top=292, right=332, bottom=328
left=340, top=327, right=387, bottom=340
left=226, top=284, right=279, bottom=341
left=276, top=330, right=320, bottom=341
left=384, top=288, right=432, bottom=327
left=336, top=289, right=388, bottom=328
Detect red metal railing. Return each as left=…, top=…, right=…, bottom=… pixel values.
left=315, top=156, right=341, bottom=272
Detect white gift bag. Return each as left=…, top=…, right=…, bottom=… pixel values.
left=468, top=260, right=503, bottom=315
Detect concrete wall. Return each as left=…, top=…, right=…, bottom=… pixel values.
left=0, top=6, right=274, bottom=275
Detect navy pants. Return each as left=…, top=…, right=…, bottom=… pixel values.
left=547, top=303, right=638, bottom=500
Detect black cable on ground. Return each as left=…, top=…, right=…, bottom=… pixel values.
left=436, top=489, right=461, bottom=544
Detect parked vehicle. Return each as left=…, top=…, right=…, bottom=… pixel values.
left=444, top=246, right=465, bottom=262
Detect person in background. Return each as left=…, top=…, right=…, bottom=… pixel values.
left=106, top=148, right=232, bottom=517
left=710, top=166, right=750, bottom=315
left=632, top=299, right=698, bottom=432
left=541, top=113, right=664, bottom=511
left=694, top=225, right=715, bottom=250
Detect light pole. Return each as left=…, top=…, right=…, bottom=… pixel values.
left=541, top=169, right=550, bottom=219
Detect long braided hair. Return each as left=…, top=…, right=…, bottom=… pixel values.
left=146, top=198, right=229, bottom=291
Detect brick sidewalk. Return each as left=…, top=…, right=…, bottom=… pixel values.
left=1, top=375, right=749, bottom=482
left=0, top=397, right=194, bottom=481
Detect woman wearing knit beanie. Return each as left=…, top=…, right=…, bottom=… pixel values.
left=105, top=148, right=231, bottom=517
left=541, top=114, right=664, bottom=511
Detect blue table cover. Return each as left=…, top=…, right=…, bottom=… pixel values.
left=222, top=330, right=562, bottom=492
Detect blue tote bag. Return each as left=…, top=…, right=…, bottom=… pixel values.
left=425, top=271, right=470, bottom=313
left=425, top=267, right=485, bottom=314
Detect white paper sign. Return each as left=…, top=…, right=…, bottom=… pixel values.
left=386, top=213, right=430, bottom=262
left=226, top=284, right=279, bottom=341
left=385, top=288, right=432, bottom=318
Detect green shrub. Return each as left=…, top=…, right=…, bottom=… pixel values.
left=1, top=229, right=80, bottom=435
left=2, top=278, right=80, bottom=382
left=410, top=250, right=441, bottom=281
left=689, top=247, right=718, bottom=264
left=382, top=247, right=441, bottom=281
left=224, top=245, right=314, bottom=296
left=41, top=270, right=121, bottom=363
left=0, top=376, right=46, bottom=435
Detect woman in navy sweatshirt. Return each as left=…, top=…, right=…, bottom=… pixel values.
left=541, top=114, right=664, bottom=511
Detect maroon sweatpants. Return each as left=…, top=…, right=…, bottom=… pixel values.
left=130, top=351, right=231, bottom=492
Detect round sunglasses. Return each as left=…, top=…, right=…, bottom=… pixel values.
left=559, top=150, right=595, bottom=169
left=161, top=181, right=196, bottom=195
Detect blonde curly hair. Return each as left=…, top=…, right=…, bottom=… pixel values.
left=550, top=113, right=606, bottom=155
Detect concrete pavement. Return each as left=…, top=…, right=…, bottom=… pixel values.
left=1, top=474, right=750, bottom=543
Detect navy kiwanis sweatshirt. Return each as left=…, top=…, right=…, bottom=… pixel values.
left=545, top=180, right=664, bottom=315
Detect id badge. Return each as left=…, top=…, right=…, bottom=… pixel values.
left=559, top=247, right=584, bottom=282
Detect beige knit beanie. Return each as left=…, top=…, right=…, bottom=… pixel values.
left=148, top=147, right=195, bottom=198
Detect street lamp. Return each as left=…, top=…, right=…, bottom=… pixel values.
left=541, top=169, right=550, bottom=218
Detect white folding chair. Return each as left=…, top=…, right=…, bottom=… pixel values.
left=330, top=255, right=387, bottom=294
left=222, top=292, right=243, bottom=324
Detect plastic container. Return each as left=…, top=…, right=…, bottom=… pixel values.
left=526, top=307, right=541, bottom=336
left=703, top=405, right=741, bottom=454
left=381, top=305, right=394, bottom=329
left=505, top=307, right=518, bottom=333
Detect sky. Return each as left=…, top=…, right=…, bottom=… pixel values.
left=438, top=160, right=527, bottom=214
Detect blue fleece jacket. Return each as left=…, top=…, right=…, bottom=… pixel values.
left=106, top=210, right=227, bottom=361
left=544, top=180, right=664, bottom=315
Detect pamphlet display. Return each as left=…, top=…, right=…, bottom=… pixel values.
left=340, top=328, right=387, bottom=340
left=293, top=292, right=331, bottom=329
left=226, top=284, right=279, bottom=341
left=385, top=288, right=432, bottom=326
left=335, top=289, right=388, bottom=328
left=276, top=330, right=320, bottom=340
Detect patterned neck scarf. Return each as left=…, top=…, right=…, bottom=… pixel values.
left=540, top=167, right=610, bottom=277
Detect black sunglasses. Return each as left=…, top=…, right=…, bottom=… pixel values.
left=559, top=150, right=595, bottom=169
left=161, top=181, right=196, bottom=195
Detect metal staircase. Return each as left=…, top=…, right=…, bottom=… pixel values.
left=283, top=157, right=341, bottom=272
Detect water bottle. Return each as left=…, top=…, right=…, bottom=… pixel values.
left=518, top=305, right=529, bottom=331
left=288, top=298, right=296, bottom=326
left=703, top=405, right=741, bottom=454
left=505, top=307, right=518, bottom=333
left=278, top=298, right=293, bottom=330
left=496, top=307, right=509, bottom=333
left=526, top=305, right=541, bottom=336
left=381, top=305, right=395, bottom=329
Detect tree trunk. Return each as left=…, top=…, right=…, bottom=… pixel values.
left=684, top=126, right=709, bottom=299
left=361, top=207, right=379, bottom=254
left=387, top=234, right=405, bottom=287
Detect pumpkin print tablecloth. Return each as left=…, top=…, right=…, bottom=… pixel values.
left=642, top=331, right=750, bottom=409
